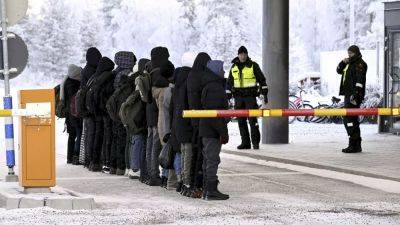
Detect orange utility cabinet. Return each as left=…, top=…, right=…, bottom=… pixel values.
left=19, top=89, right=55, bottom=188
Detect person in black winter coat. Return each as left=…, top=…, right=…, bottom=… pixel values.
left=81, top=47, right=102, bottom=88
left=200, top=60, right=229, bottom=201
left=172, top=52, right=196, bottom=195
left=88, top=57, right=115, bottom=172
left=63, top=64, right=82, bottom=165
left=110, top=51, right=137, bottom=176
left=186, top=52, right=211, bottom=198
left=80, top=48, right=102, bottom=168
left=336, top=45, right=368, bottom=153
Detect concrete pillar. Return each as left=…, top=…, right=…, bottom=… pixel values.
left=262, top=0, right=289, bottom=144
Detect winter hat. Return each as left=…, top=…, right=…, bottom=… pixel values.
left=238, top=46, right=248, bottom=55
left=181, top=52, right=197, bottom=67
left=67, top=64, right=82, bottom=81
left=114, top=51, right=137, bottom=69
left=347, top=45, right=360, bottom=55
left=207, top=60, right=224, bottom=78
left=86, top=47, right=102, bottom=67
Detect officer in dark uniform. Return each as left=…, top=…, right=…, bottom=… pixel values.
left=227, top=46, right=268, bottom=150
left=336, top=45, right=367, bottom=153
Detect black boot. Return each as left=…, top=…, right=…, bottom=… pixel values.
left=148, top=176, right=162, bottom=186
left=161, top=176, right=168, bottom=189
left=253, top=144, right=259, bottom=150
left=237, top=143, right=251, bottom=150
left=204, top=181, right=229, bottom=201
left=342, top=138, right=361, bottom=153
left=72, top=156, right=80, bottom=165
left=353, top=138, right=362, bottom=153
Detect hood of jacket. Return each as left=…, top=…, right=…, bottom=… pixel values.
left=114, top=51, right=136, bottom=69
left=151, top=47, right=170, bottom=68
left=86, top=47, right=102, bottom=67
left=96, top=57, right=115, bottom=75
left=174, top=66, right=191, bottom=87
left=67, top=64, right=82, bottom=81
left=206, top=60, right=224, bottom=78
left=138, top=58, right=150, bottom=73
left=192, top=52, right=211, bottom=72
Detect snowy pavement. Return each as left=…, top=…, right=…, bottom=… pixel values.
left=0, top=119, right=399, bottom=224
left=225, top=121, right=400, bottom=180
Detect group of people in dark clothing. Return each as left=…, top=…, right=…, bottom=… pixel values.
left=59, top=43, right=366, bottom=202
left=59, top=45, right=268, bottom=201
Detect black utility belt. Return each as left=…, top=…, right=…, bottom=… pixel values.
left=233, top=87, right=259, bottom=97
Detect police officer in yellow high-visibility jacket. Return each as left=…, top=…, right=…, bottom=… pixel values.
left=336, top=45, right=367, bottom=153
left=226, top=46, right=268, bottom=150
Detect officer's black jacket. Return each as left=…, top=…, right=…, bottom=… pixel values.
left=226, top=57, right=267, bottom=95
left=336, top=54, right=367, bottom=101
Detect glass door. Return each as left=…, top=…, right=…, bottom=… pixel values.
left=389, top=32, right=400, bottom=132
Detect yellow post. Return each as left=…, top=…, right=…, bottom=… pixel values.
left=18, top=89, right=55, bottom=189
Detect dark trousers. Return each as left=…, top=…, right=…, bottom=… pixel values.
left=146, top=127, right=162, bottom=178
left=85, top=117, right=96, bottom=166
left=343, top=95, right=361, bottom=141
left=91, top=116, right=104, bottom=165
left=66, top=116, right=82, bottom=162
left=110, top=122, right=126, bottom=170
left=234, top=96, right=260, bottom=146
left=101, top=116, right=113, bottom=167
left=191, top=127, right=204, bottom=189
left=202, top=137, right=221, bottom=184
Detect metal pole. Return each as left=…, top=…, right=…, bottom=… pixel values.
left=262, top=0, right=289, bottom=144
left=377, top=41, right=380, bottom=83
left=1, top=0, right=18, bottom=182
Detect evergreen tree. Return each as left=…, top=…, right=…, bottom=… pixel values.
left=35, top=0, right=81, bottom=82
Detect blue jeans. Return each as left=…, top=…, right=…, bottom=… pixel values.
left=174, top=153, right=182, bottom=175
left=130, top=134, right=146, bottom=171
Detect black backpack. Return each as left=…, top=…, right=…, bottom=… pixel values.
left=54, top=84, right=67, bottom=118
left=76, top=76, right=96, bottom=117
left=86, top=71, right=115, bottom=116
left=106, top=75, right=135, bottom=122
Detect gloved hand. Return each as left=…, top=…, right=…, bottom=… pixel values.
left=226, top=90, right=233, bottom=100
left=263, top=95, right=268, bottom=104
left=163, top=133, right=171, bottom=143
left=220, top=135, right=229, bottom=145
left=350, top=95, right=358, bottom=106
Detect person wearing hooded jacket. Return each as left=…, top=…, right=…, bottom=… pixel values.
left=120, top=58, right=150, bottom=180
left=109, top=51, right=137, bottom=175
left=200, top=60, right=230, bottom=201
left=86, top=57, right=115, bottom=172
left=336, top=45, right=367, bottom=153
left=171, top=52, right=196, bottom=196
left=79, top=47, right=102, bottom=167
left=62, top=64, right=83, bottom=165
left=227, top=46, right=268, bottom=150
left=145, top=60, right=163, bottom=186
left=149, top=47, right=175, bottom=145
left=186, top=52, right=211, bottom=198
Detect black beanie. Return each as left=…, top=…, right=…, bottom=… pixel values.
left=347, top=45, right=360, bottom=55
left=238, top=46, right=248, bottom=55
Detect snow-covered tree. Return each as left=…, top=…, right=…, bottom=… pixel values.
left=34, top=0, right=81, bottom=82
left=79, top=7, right=106, bottom=64
left=176, top=0, right=199, bottom=52
left=197, top=0, right=248, bottom=66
